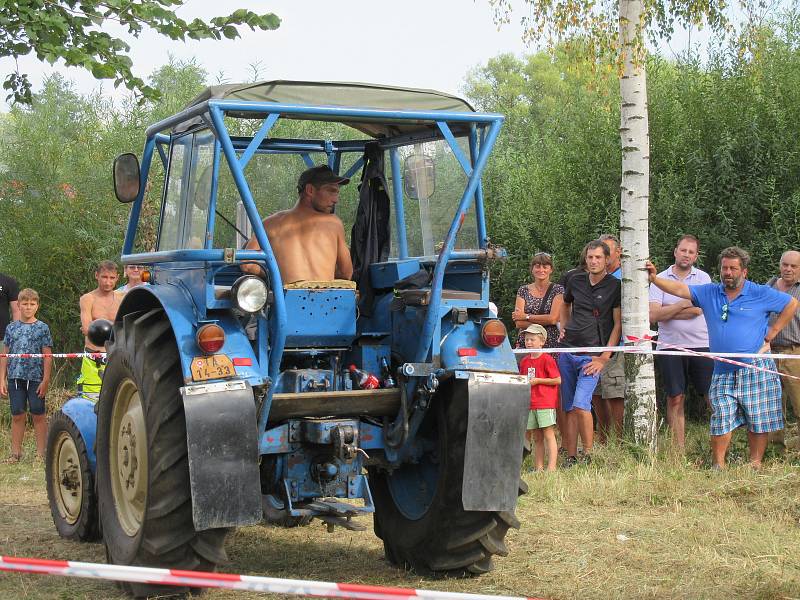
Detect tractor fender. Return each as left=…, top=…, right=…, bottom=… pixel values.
left=60, top=395, right=98, bottom=473
left=439, top=319, right=518, bottom=373
left=454, top=370, right=529, bottom=512
left=180, top=379, right=262, bottom=530
left=117, top=285, right=264, bottom=386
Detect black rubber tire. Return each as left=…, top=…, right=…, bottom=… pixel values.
left=45, top=410, right=100, bottom=542
left=96, top=309, right=228, bottom=598
left=370, top=379, right=526, bottom=576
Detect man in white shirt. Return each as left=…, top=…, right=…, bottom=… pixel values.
left=649, top=235, right=713, bottom=450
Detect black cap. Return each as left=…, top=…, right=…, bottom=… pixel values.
left=297, top=165, right=350, bottom=191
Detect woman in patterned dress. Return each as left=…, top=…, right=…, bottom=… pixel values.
left=513, top=253, right=566, bottom=453
left=512, top=252, right=564, bottom=349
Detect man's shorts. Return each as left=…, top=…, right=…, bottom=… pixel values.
left=773, top=345, right=800, bottom=420
left=655, top=349, right=714, bottom=398
left=708, top=358, right=784, bottom=435
left=76, top=350, right=105, bottom=396
left=558, top=353, right=600, bottom=412
left=599, top=351, right=625, bottom=399
left=8, top=379, right=45, bottom=416
left=527, top=408, right=557, bottom=430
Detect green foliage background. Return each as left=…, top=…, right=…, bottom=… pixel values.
left=2, top=13, right=800, bottom=378
left=467, top=16, right=800, bottom=318
left=0, top=59, right=207, bottom=371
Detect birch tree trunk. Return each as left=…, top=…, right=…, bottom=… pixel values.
left=619, top=0, right=658, bottom=451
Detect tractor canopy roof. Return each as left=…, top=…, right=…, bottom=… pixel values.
left=183, top=80, right=478, bottom=138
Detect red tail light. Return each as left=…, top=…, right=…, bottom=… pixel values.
left=196, top=324, right=225, bottom=354
left=481, top=319, right=507, bottom=347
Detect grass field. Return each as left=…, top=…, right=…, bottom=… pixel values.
left=1, top=411, right=799, bottom=599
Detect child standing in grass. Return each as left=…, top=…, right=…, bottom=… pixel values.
left=0, top=288, right=52, bottom=462
left=518, top=324, right=561, bottom=471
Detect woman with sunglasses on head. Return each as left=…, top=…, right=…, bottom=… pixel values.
left=512, top=252, right=564, bottom=349
left=118, top=264, right=148, bottom=293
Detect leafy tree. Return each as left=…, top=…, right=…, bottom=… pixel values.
left=0, top=1, right=279, bottom=103
left=468, top=9, right=800, bottom=431
left=0, top=60, right=207, bottom=378
left=489, top=0, right=737, bottom=450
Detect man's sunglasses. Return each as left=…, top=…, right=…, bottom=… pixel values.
left=721, top=303, right=729, bottom=322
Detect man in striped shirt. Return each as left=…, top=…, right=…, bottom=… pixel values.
left=767, top=250, right=800, bottom=448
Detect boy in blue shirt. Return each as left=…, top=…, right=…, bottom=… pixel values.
left=0, top=288, right=53, bottom=462
left=647, top=247, right=798, bottom=468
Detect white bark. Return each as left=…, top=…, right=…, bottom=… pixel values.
left=619, top=0, right=658, bottom=451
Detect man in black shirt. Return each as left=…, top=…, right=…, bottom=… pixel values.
left=559, top=240, right=622, bottom=465
left=0, top=272, right=20, bottom=339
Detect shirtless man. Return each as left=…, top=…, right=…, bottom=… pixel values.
left=242, top=165, right=353, bottom=284
left=77, top=260, right=122, bottom=395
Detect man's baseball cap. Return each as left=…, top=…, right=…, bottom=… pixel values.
left=297, top=165, right=350, bottom=191
left=523, top=324, right=547, bottom=338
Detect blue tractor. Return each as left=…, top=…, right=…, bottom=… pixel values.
left=45, top=81, right=529, bottom=597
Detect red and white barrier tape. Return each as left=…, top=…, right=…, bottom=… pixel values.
left=0, top=352, right=105, bottom=359
left=512, top=336, right=800, bottom=381
left=623, top=335, right=800, bottom=381
left=511, top=346, right=800, bottom=360
left=0, top=556, right=541, bottom=600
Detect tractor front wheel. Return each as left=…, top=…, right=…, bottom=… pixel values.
left=45, top=410, right=99, bottom=542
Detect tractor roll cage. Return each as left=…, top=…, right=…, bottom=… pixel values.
left=120, top=97, right=504, bottom=390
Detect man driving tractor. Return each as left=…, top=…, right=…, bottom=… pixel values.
left=242, top=165, right=354, bottom=284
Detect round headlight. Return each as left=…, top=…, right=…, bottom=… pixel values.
left=231, top=276, right=268, bottom=313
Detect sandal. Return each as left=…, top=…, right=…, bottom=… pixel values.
left=2, top=454, right=22, bottom=464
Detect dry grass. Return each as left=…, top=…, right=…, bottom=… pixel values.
left=1, top=410, right=799, bottom=599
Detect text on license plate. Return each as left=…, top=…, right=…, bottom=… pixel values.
left=191, top=355, right=235, bottom=382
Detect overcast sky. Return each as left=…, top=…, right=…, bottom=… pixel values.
left=1, top=0, right=709, bottom=110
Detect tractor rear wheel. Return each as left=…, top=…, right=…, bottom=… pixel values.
left=45, top=410, right=100, bottom=542
left=96, top=309, right=228, bottom=598
left=370, top=379, right=526, bottom=575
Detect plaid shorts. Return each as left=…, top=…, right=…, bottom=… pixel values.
left=708, top=358, right=784, bottom=435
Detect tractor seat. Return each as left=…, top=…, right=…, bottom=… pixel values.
left=284, top=279, right=357, bottom=290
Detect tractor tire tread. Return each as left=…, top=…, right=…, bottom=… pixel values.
left=97, top=309, right=228, bottom=597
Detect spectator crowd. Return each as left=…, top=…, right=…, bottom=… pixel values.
left=2, top=238, right=800, bottom=470
left=0, top=262, right=145, bottom=462
left=516, top=235, right=800, bottom=470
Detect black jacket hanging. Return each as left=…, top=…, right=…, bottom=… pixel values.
left=350, top=142, right=391, bottom=317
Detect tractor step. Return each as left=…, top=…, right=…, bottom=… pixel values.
left=306, top=499, right=369, bottom=532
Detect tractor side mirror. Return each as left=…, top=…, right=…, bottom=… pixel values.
left=403, top=153, right=435, bottom=201
left=113, top=153, right=141, bottom=203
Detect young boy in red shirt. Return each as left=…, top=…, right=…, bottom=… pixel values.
left=518, top=324, right=561, bottom=471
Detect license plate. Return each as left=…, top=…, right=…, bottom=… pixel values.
left=190, top=355, right=235, bottom=382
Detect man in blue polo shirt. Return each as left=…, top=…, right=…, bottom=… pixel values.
left=646, top=247, right=798, bottom=468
